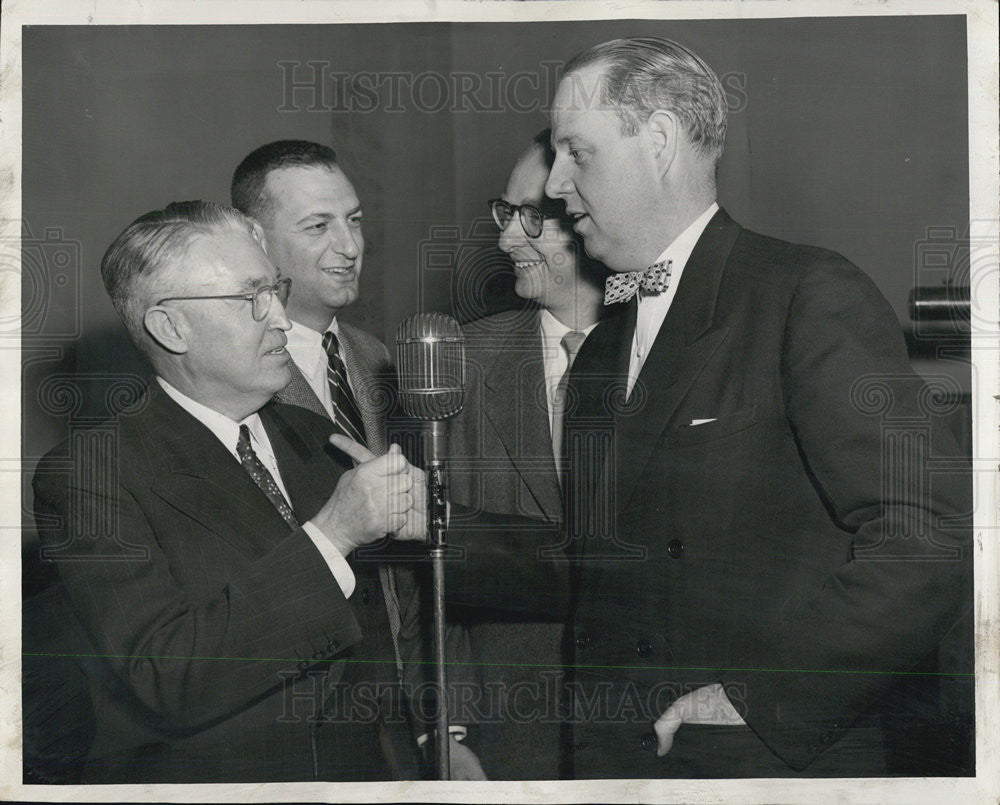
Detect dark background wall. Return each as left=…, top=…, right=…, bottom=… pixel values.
left=22, top=15, right=969, bottom=476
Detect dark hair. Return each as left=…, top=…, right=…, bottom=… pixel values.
left=231, top=139, right=340, bottom=221
left=564, top=37, right=727, bottom=161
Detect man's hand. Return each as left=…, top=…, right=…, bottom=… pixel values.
left=397, top=462, right=428, bottom=542
left=330, top=434, right=429, bottom=543
left=653, top=683, right=746, bottom=757
left=311, top=437, right=417, bottom=555
left=448, top=736, right=487, bottom=780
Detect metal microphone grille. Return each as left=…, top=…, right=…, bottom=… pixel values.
left=395, top=313, right=466, bottom=421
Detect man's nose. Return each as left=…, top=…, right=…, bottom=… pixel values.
left=268, top=296, right=292, bottom=330
left=498, top=213, right=526, bottom=253
left=545, top=157, right=571, bottom=200
left=326, top=221, right=360, bottom=259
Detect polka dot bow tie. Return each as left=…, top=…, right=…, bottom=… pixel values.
left=603, top=260, right=673, bottom=305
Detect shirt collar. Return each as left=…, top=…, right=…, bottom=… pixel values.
left=649, top=201, right=719, bottom=272
left=286, top=316, right=340, bottom=352
left=156, top=376, right=265, bottom=457
left=538, top=308, right=598, bottom=351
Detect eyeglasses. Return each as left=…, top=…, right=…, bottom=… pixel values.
left=156, top=277, right=292, bottom=322
left=488, top=198, right=560, bottom=239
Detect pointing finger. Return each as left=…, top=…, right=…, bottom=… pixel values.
left=329, top=434, right=376, bottom=464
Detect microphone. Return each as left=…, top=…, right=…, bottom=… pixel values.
left=394, top=312, right=465, bottom=781
left=396, top=313, right=466, bottom=470
left=395, top=312, right=466, bottom=420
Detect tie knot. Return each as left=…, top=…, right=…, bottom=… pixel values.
left=236, top=423, right=252, bottom=457
left=322, top=330, right=340, bottom=357
left=561, top=330, right=587, bottom=376
left=561, top=330, right=587, bottom=362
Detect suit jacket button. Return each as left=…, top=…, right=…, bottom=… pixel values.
left=667, top=539, right=685, bottom=559
left=635, top=639, right=653, bottom=658
left=327, top=640, right=339, bottom=653
left=361, top=589, right=371, bottom=604
left=312, top=649, right=323, bottom=660
left=575, top=632, right=591, bottom=650
left=640, top=732, right=657, bottom=750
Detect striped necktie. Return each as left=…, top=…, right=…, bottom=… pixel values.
left=322, top=330, right=368, bottom=446
left=321, top=331, right=404, bottom=682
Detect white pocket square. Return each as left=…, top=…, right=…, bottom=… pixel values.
left=689, top=418, right=717, bottom=426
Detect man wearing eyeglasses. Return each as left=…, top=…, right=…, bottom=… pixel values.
left=230, top=140, right=485, bottom=779
left=442, top=37, right=972, bottom=780
left=444, top=130, right=612, bottom=779
left=30, top=201, right=429, bottom=782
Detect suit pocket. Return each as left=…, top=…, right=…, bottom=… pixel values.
left=670, top=405, right=759, bottom=447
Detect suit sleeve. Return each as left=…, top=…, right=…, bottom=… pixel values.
left=734, top=259, right=972, bottom=769
left=31, top=453, right=364, bottom=734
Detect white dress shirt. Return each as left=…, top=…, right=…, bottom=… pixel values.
left=285, top=317, right=361, bottom=424
left=627, top=202, right=720, bottom=397
left=156, top=377, right=356, bottom=598
left=538, top=309, right=599, bottom=434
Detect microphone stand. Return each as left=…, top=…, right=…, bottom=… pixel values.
left=426, top=419, right=450, bottom=780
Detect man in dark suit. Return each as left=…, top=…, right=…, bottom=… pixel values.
left=445, top=36, right=972, bottom=778
left=446, top=131, right=609, bottom=778
left=31, top=201, right=427, bottom=782
left=231, top=140, right=484, bottom=778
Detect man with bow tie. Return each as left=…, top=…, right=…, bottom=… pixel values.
left=445, top=36, right=971, bottom=778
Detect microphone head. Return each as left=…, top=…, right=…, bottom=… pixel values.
left=395, top=313, right=466, bottom=421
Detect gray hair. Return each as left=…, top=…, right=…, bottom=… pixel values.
left=564, top=37, right=728, bottom=161
left=101, top=201, right=258, bottom=352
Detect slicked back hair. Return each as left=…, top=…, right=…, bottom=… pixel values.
left=101, top=200, right=258, bottom=354
left=563, top=37, right=728, bottom=162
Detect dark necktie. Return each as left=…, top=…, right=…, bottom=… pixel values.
left=322, top=330, right=368, bottom=446
left=236, top=424, right=299, bottom=529
left=551, top=330, right=588, bottom=483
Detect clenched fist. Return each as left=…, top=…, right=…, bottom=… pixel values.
left=310, top=438, right=425, bottom=555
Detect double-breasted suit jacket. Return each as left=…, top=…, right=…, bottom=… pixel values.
left=446, top=209, right=971, bottom=778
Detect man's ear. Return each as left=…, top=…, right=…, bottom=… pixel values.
left=144, top=306, right=189, bottom=354
left=645, top=110, right=680, bottom=179
left=248, top=219, right=269, bottom=254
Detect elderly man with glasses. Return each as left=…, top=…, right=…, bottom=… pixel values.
left=444, top=130, right=616, bottom=779
left=30, top=201, right=431, bottom=783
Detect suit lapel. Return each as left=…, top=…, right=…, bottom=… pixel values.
left=481, top=312, right=562, bottom=521
left=566, top=302, right=634, bottom=526
left=261, top=403, right=346, bottom=522
left=614, top=210, right=742, bottom=510
left=274, top=359, right=328, bottom=420
left=143, top=386, right=294, bottom=557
